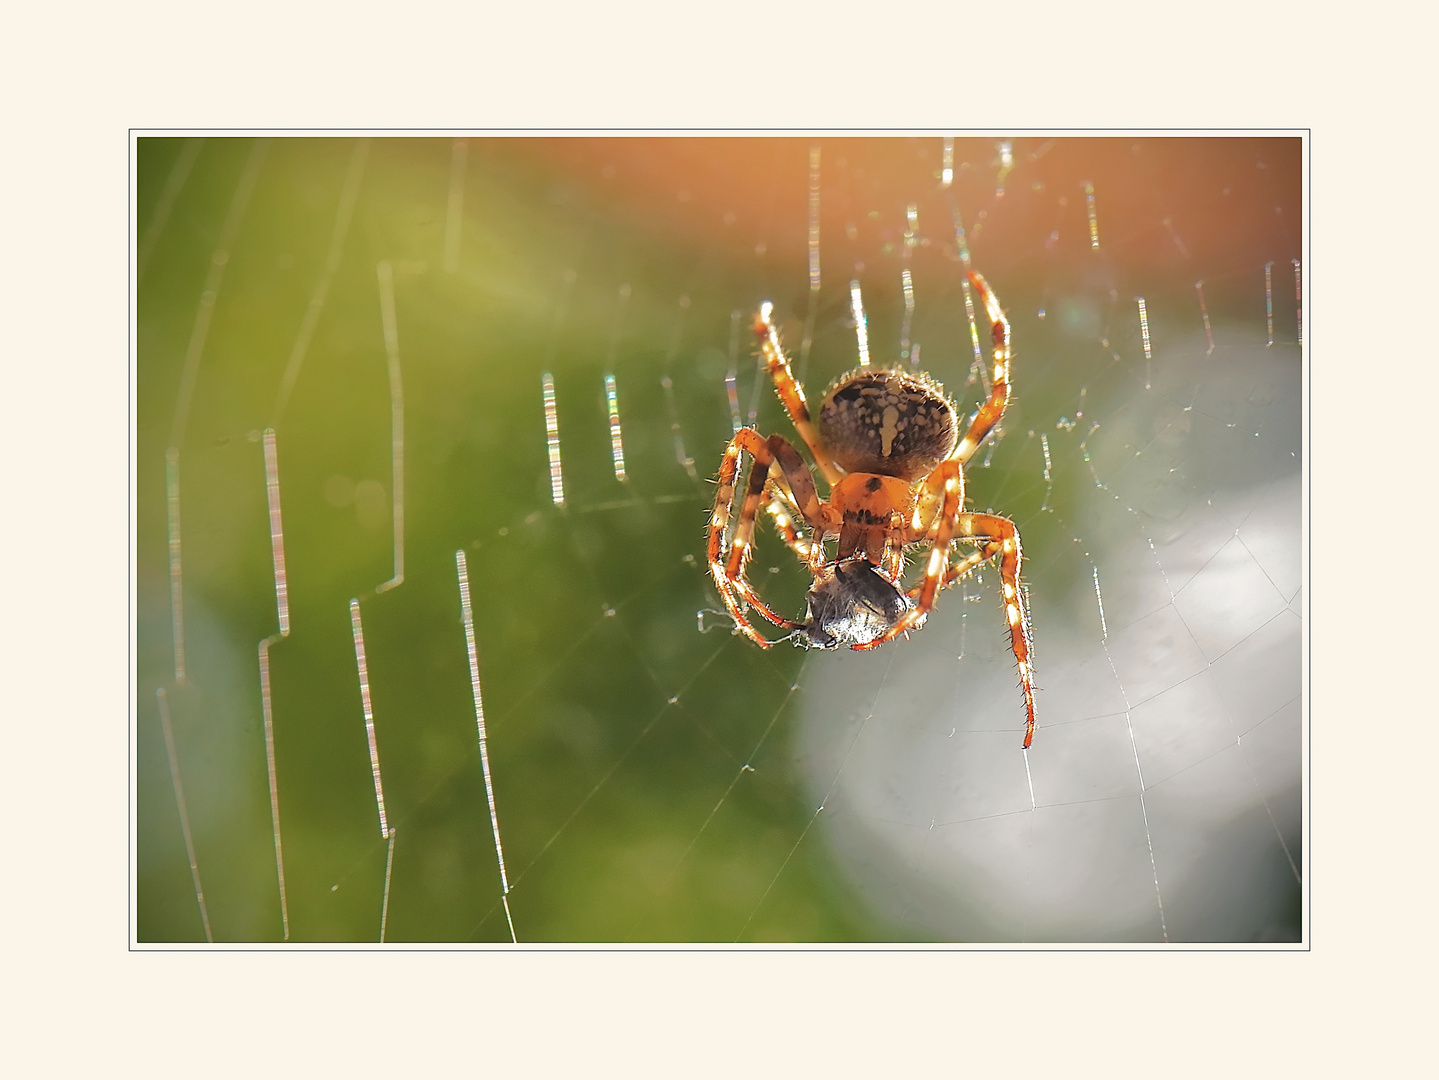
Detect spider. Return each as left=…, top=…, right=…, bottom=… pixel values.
left=707, top=270, right=1038, bottom=748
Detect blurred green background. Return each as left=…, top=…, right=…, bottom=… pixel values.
left=135, top=135, right=1302, bottom=943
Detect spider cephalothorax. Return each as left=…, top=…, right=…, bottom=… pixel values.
left=707, top=270, right=1038, bottom=747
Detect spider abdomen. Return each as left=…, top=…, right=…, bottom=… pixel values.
left=817, top=369, right=959, bottom=480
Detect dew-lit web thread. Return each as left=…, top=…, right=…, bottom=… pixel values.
left=850, top=279, right=871, bottom=367
left=661, top=294, right=699, bottom=481
left=155, top=687, right=213, bottom=942
left=348, top=597, right=397, bottom=941
left=1099, top=633, right=1170, bottom=942
left=996, top=140, right=1014, bottom=196
left=455, top=549, right=517, bottom=943
left=725, top=309, right=743, bottom=433
left=164, top=449, right=186, bottom=684
left=258, top=428, right=290, bottom=940
left=1059, top=497, right=1171, bottom=942
left=347, top=600, right=390, bottom=838
left=1194, top=279, right=1216, bottom=356
left=604, top=280, right=632, bottom=433
left=541, top=372, right=565, bottom=506
left=444, top=137, right=467, bottom=273
left=807, top=144, right=821, bottom=292
left=1091, top=562, right=1109, bottom=639
left=1038, top=432, right=1053, bottom=512
left=941, top=136, right=954, bottom=188
left=1136, top=296, right=1153, bottom=391
left=670, top=680, right=801, bottom=881
left=1083, top=181, right=1100, bottom=249
left=137, top=136, right=204, bottom=283
left=1264, top=261, right=1275, bottom=347
left=261, top=430, right=291, bottom=634
left=270, top=137, right=369, bottom=426
left=900, top=203, right=917, bottom=365
left=375, top=260, right=405, bottom=591
left=901, top=268, right=916, bottom=366
left=948, top=202, right=991, bottom=396
left=795, top=144, right=822, bottom=384
left=605, top=373, right=628, bottom=482
left=1292, top=257, right=1303, bottom=345
left=744, top=320, right=767, bottom=428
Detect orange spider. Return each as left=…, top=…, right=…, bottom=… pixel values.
left=707, top=270, right=1037, bottom=747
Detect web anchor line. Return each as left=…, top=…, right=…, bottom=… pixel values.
left=156, top=688, right=213, bottom=942
left=605, top=373, right=628, bottom=482
left=334, top=262, right=412, bottom=940
left=349, top=599, right=397, bottom=941
left=456, top=550, right=517, bottom=943
left=375, top=260, right=405, bottom=592
left=257, top=428, right=291, bottom=940
left=1070, top=437, right=1173, bottom=941
left=542, top=372, right=566, bottom=506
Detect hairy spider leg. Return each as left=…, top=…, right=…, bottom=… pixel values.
left=913, top=270, right=1013, bottom=537
left=754, top=303, right=844, bottom=488
left=908, top=537, right=1002, bottom=597
left=709, top=428, right=828, bottom=644
left=763, top=478, right=825, bottom=571
left=952, top=270, right=1012, bottom=465
left=729, top=432, right=827, bottom=578
left=948, top=513, right=1037, bottom=749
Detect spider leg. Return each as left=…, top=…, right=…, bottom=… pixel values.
left=763, top=478, right=826, bottom=572
left=862, top=478, right=1038, bottom=747
left=939, top=513, right=1037, bottom=750
left=754, top=304, right=844, bottom=488
left=708, top=428, right=826, bottom=644
left=911, top=269, right=1009, bottom=540
left=907, top=538, right=1002, bottom=597
left=951, top=270, right=1012, bottom=466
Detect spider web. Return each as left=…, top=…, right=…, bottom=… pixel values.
left=134, top=134, right=1303, bottom=944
